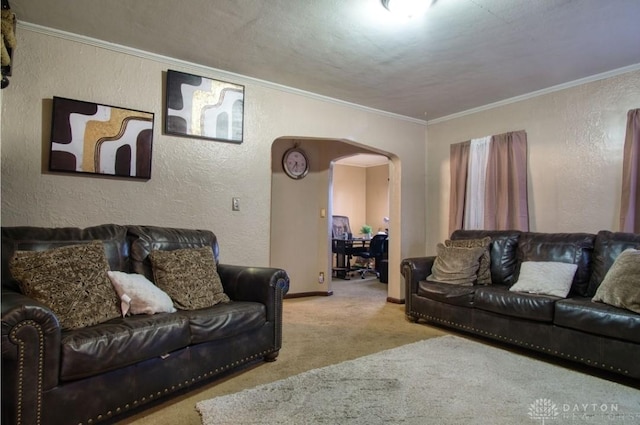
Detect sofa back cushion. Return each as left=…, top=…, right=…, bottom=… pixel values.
left=588, top=231, right=640, bottom=296
left=128, top=226, right=220, bottom=282
left=2, top=224, right=129, bottom=292
left=450, top=230, right=521, bottom=285
left=516, top=232, right=595, bottom=296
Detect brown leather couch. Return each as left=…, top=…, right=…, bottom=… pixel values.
left=1, top=224, right=290, bottom=425
left=401, top=230, right=640, bottom=380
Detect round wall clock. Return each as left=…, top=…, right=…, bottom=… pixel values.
left=282, top=147, right=309, bottom=179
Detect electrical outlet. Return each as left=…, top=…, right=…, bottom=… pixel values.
left=318, top=272, right=325, bottom=283
left=232, top=197, right=240, bottom=211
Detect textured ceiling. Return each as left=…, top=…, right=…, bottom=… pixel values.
left=10, top=0, right=640, bottom=121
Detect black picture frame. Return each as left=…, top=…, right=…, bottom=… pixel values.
left=165, top=70, right=244, bottom=143
left=49, top=96, right=154, bottom=180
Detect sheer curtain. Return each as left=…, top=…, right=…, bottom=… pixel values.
left=464, top=136, right=491, bottom=229
left=620, top=109, right=640, bottom=232
left=449, top=130, right=529, bottom=233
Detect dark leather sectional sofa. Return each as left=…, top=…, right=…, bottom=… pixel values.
left=401, top=229, right=640, bottom=379
left=1, top=224, right=290, bottom=425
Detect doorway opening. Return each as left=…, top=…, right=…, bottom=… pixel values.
left=270, top=137, right=400, bottom=300
left=330, top=154, right=390, bottom=285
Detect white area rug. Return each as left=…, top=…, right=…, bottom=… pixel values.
left=196, top=335, right=640, bottom=424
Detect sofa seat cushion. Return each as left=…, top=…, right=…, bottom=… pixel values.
left=60, top=313, right=190, bottom=381
left=474, top=286, right=557, bottom=322
left=178, top=301, right=266, bottom=344
left=417, top=280, right=476, bottom=307
left=554, top=297, right=640, bottom=344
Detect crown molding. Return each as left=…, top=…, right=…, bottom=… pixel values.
left=19, top=21, right=638, bottom=128
left=19, top=21, right=427, bottom=126
left=427, top=63, right=640, bottom=125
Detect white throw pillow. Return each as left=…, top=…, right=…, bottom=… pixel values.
left=107, top=271, right=177, bottom=316
left=509, top=261, right=578, bottom=298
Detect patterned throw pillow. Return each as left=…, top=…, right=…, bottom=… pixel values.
left=445, top=237, right=492, bottom=284
left=9, top=241, right=121, bottom=330
left=427, top=243, right=486, bottom=286
left=149, top=246, right=230, bottom=310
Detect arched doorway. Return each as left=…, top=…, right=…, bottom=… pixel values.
left=330, top=154, right=389, bottom=283
left=270, top=137, right=401, bottom=301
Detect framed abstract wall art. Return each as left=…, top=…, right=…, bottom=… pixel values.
left=49, top=97, right=154, bottom=180
left=165, top=70, right=244, bottom=143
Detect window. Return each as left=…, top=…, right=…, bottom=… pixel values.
left=449, top=130, right=529, bottom=234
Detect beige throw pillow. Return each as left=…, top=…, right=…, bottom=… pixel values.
left=592, top=248, right=640, bottom=314
left=9, top=241, right=121, bottom=330
left=445, top=237, right=492, bottom=284
left=427, top=243, right=486, bottom=286
left=149, top=246, right=230, bottom=310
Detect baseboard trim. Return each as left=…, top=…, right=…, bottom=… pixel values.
left=386, top=297, right=405, bottom=304
left=284, top=292, right=402, bottom=303
left=284, top=291, right=333, bottom=299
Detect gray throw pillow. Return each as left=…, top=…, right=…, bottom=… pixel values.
left=427, top=243, right=486, bottom=286
left=9, top=241, right=121, bottom=330
left=149, top=246, right=230, bottom=310
left=592, top=248, right=640, bottom=314
left=509, top=261, right=577, bottom=298
left=445, top=237, right=492, bottom=284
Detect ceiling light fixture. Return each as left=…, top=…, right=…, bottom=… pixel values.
left=381, top=0, right=434, bottom=19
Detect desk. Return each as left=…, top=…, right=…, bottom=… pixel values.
left=332, top=238, right=369, bottom=279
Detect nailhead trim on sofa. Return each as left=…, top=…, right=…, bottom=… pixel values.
left=78, top=348, right=279, bottom=425
left=408, top=311, right=630, bottom=376
left=10, top=320, right=44, bottom=425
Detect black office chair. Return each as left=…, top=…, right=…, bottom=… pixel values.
left=356, top=234, right=388, bottom=279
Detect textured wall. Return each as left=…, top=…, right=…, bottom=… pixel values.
left=366, top=164, right=390, bottom=234
left=425, top=70, right=640, bottom=253
left=333, top=164, right=367, bottom=234
left=1, top=29, right=426, bottom=296
left=271, top=139, right=401, bottom=296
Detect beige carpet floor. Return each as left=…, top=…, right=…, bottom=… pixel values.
left=196, top=335, right=640, bottom=424
left=118, top=277, right=446, bottom=424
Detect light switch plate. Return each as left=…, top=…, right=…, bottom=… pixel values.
left=232, top=197, right=240, bottom=211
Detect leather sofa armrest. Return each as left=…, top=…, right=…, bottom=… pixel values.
left=2, top=289, right=62, bottom=424
left=401, top=256, right=436, bottom=299
left=216, top=264, right=290, bottom=323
